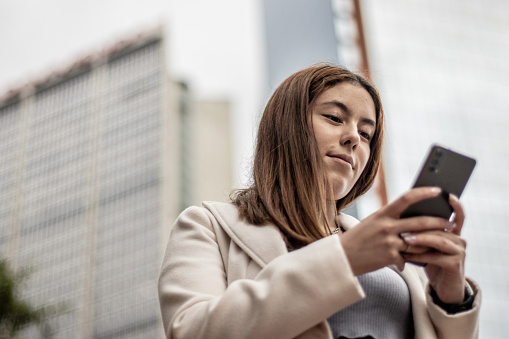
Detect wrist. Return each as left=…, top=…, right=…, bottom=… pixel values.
left=430, top=282, right=474, bottom=314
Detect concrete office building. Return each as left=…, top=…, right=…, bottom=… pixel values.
left=0, top=29, right=232, bottom=338
left=262, top=0, right=508, bottom=337
left=361, top=1, right=509, bottom=337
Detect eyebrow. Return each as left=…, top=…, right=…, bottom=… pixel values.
left=318, top=100, right=376, bottom=127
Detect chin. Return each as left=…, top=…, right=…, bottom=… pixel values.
left=329, top=173, right=356, bottom=200
left=333, top=187, right=351, bottom=201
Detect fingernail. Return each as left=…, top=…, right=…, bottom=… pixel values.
left=449, top=194, right=459, bottom=202
left=446, top=221, right=456, bottom=229
left=430, top=187, right=441, bottom=193
left=400, top=232, right=416, bottom=243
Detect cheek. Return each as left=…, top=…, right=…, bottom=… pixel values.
left=357, top=148, right=371, bottom=175
left=313, top=131, right=329, bottom=154
left=315, top=126, right=338, bottom=153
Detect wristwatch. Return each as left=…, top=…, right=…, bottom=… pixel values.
left=430, top=282, right=475, bottom=314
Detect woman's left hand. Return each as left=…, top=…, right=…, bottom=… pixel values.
left=401, top=194, right=467, bottom=304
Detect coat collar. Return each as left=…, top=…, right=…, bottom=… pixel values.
left=203, top=201, right=363, bottom=268
left=203, top=201, right=288, bottom=268
left=335, top=213, right=361, bottom=231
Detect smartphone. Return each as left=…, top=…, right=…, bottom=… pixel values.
left=401, top=144, right=476, bottom=219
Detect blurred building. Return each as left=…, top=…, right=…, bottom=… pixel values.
left=361, top=1, right=509, bottom=338
left=262, top=0, right=508, bottom=338
left=0, top=28, right=232, bottom=338
left=261, top=0, right=385, bottom=218
left=262, top=0, right=339, bottom=91
left=176, top=82, right=233, bottom=211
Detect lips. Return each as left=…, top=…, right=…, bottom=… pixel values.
left=329, top=153, right=354, bottom=168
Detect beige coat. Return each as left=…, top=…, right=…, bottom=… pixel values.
left=158, top=201, right=481, bottom=339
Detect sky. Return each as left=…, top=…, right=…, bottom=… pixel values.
left=0, top=0, right=265, bottom=185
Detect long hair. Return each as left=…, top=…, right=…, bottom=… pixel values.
left=231, top=64, right=384, bottom=249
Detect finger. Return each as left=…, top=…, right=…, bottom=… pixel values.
left=395, top=215, right=455, bottom=234
left=401, top=244, right=431, bottom=254
left=403, top=250, right=464, bottom=271
left=402, top=252, right=446, bottom=267
left=384, top=187, right=442, bottom=217
left=448, top=194, right=465, bottom=235
left=402, top=231, right=466, bottom=255
left=399, top=233, right=433, bottom=255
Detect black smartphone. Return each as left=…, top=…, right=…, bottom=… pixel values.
left=401, top=144, right=476, bottom=220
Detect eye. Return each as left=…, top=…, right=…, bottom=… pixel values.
left=359, top=130, right=372, bottom=141
left=324, top=114, right=342, bottom=124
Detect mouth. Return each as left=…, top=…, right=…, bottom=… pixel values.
left=329, top=153, right=354, bottom=168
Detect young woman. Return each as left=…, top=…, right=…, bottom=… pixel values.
left=158, top=64, right=480, bottom=339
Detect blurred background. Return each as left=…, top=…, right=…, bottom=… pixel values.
left=0, top=0, right=507, bottom=338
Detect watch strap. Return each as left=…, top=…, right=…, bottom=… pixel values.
left=430, top=282, right=475, bottom=314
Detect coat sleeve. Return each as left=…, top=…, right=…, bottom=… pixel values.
left=426, top=277, right=481, bottom=339
left=409, top=264, right=481, bottom=339
left=158, top=206, right=365, bottom=339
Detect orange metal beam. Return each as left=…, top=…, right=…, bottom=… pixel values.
left=352, top=0, right=388, bottom=206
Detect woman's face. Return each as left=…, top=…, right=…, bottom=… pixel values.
left=311, top=82, right=376, bottom=200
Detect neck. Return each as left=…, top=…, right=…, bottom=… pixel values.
left=326, top=202, right=338, bottom=233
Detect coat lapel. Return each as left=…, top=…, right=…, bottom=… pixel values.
left=397, top=265, right=436, bottom=338
left=205, top=205, right=360, bottom=268
left=203, top=201, right=288, bottom=268
left=336, top=212, right=361, bottom=230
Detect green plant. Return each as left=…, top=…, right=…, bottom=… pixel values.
left=0, top=259, right=63, bottom=339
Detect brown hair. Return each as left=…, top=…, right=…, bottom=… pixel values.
left=231, top=64, right=384, bottom=249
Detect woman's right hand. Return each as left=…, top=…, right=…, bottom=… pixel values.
left=339, top=187, right=454, bottom=275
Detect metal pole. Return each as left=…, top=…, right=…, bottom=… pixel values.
left=352, top=0, right=388, bottom=206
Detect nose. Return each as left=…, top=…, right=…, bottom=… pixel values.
left=340, top=125, right=360, bottom=149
